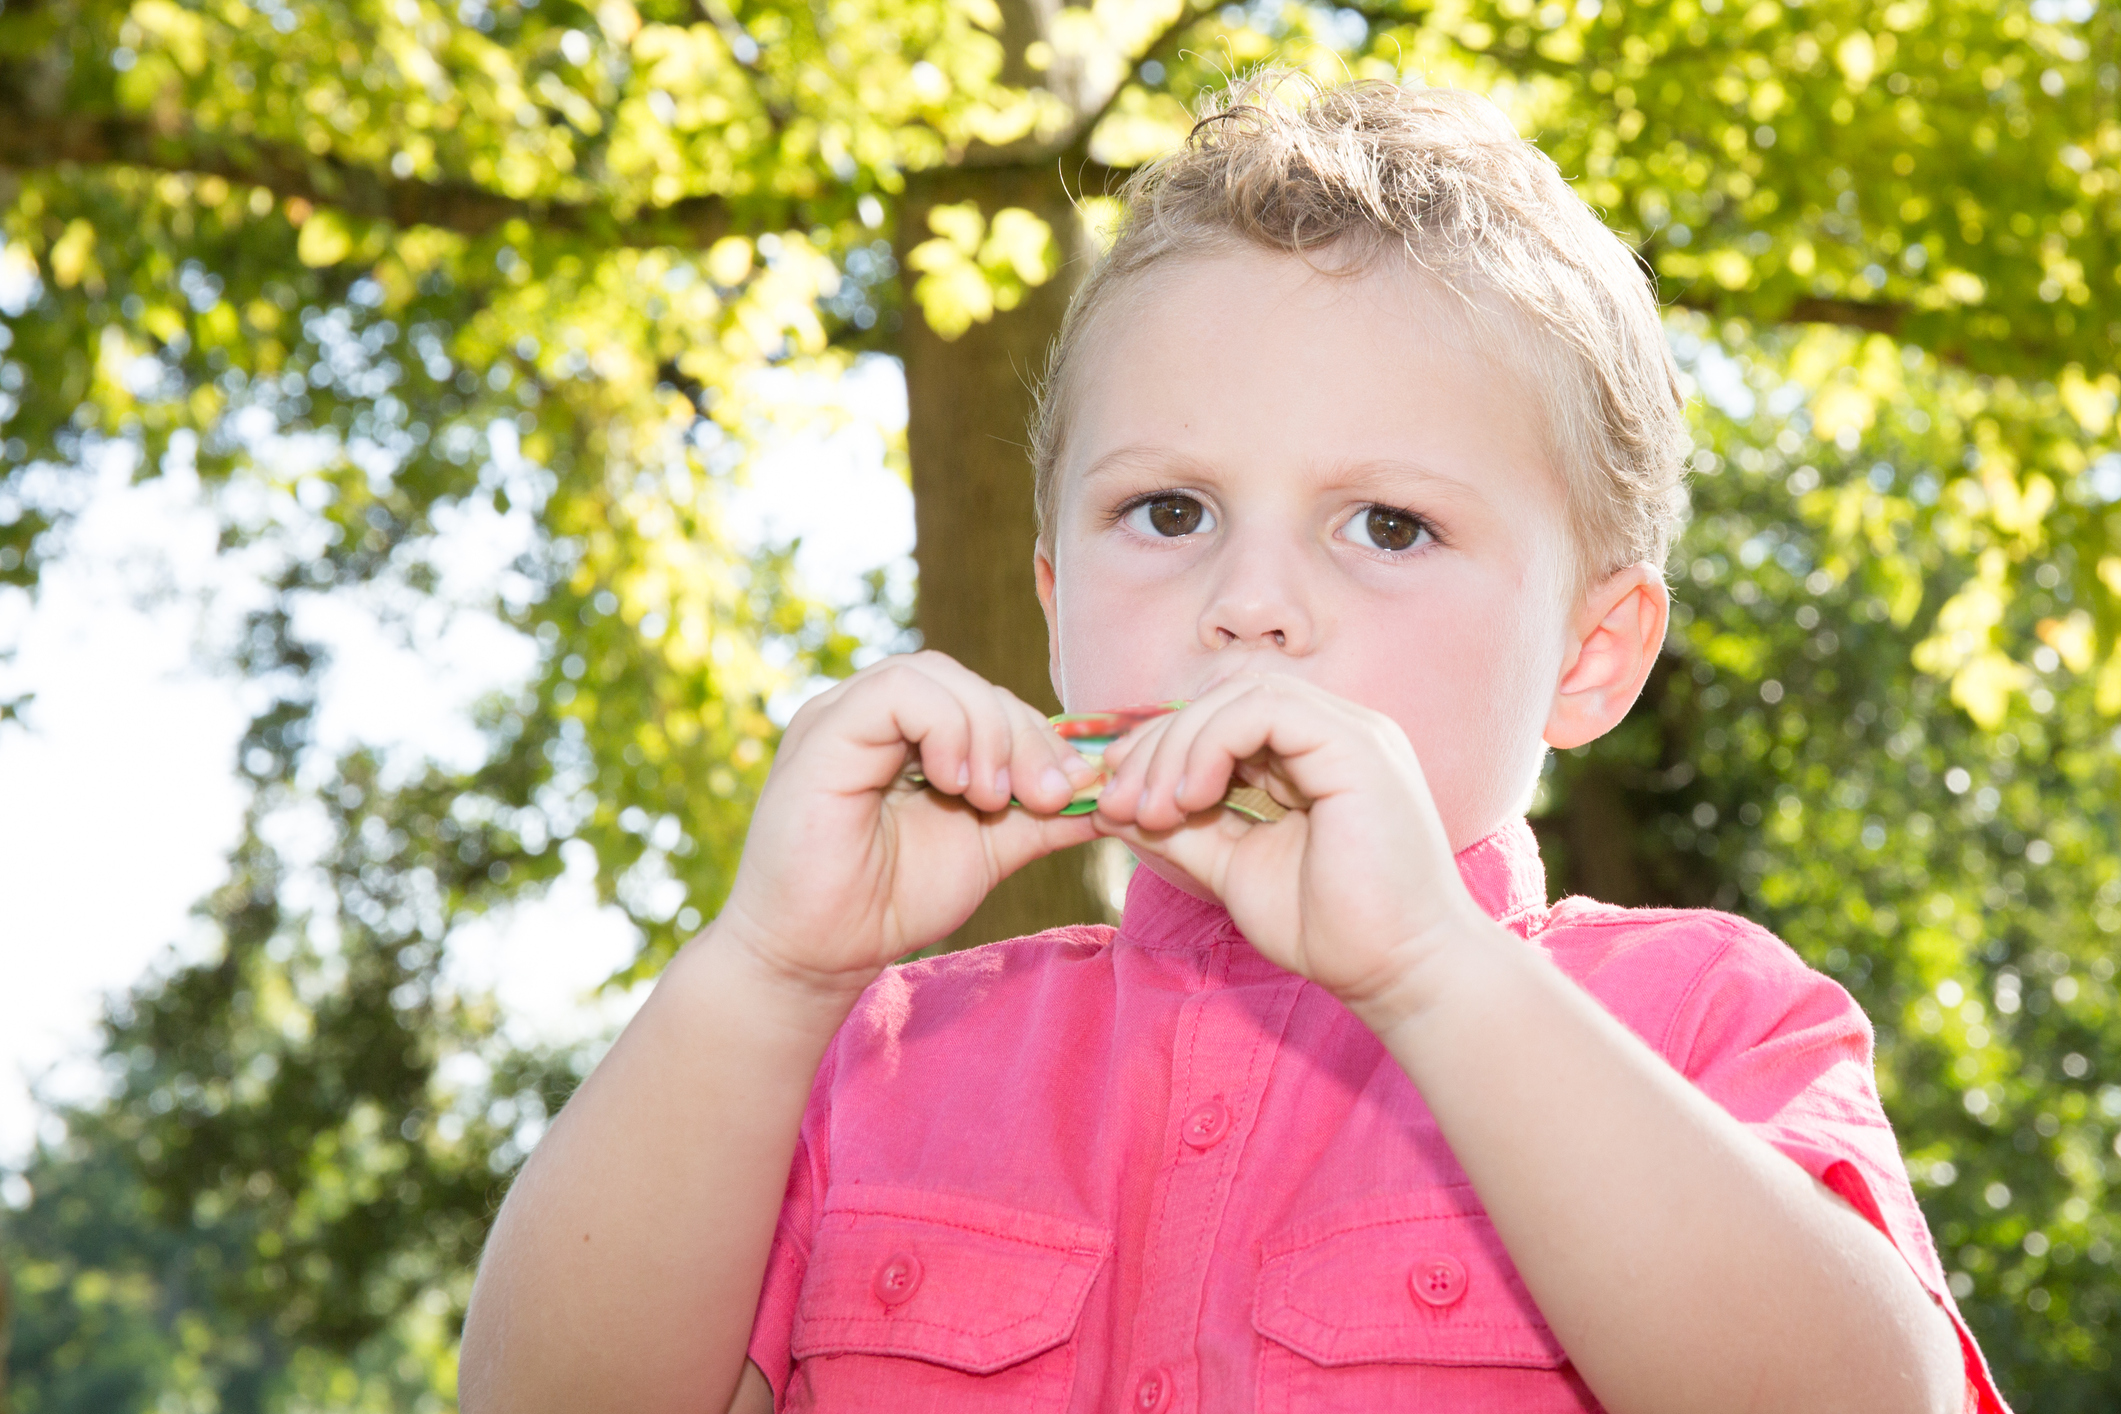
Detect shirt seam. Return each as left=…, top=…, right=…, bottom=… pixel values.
left=1117, top=930, right=1242, bottom=953
left=1264, top=1317, right=1556, bottom=1335
left=1498, top=903, right=1550, bottom=936
left=1192, top=965, right=1302, bottom=1402
left=816, top=1207, right=1107, bottom=1256
left=1545, top=900, right=1750, bottom=930
left=1176, top=945, right=1239, bottom=1354
left=796, top=1253, right=1081, bottom=1343
left=1260, top=1204, right=1496, bottom=1252
left=1655, top=918, right=1747, bottom=1064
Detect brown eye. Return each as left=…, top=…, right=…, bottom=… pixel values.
left=1150, top=498, right=1202, bottom=536
left=1365, top=508, right=1418, bottom=550
left=1350, top=505, right=1427, bottom=552
left=1125, top=495, right=1212, bottom=538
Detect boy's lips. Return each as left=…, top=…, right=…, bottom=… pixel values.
left=1048, top=702, right=1189, bottom=742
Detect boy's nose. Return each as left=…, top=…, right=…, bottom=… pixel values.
left=1199, top=567, right=1315, bottom=655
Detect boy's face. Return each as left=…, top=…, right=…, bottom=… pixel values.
left=1035, top=247, right=1606, bottom=850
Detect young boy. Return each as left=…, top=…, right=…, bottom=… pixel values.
left=460, top=77, right=2008, bottom=1413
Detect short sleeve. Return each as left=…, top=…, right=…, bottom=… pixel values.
left=744, top=1042, right=837, bottom=1409
left=1671, top=922, right=2011, bottom=1414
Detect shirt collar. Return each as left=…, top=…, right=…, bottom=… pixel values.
left=1116, top=816, right=1550, bottom=948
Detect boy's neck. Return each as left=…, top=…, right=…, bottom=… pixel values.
left=1119, top=817, right=1549, bottom=935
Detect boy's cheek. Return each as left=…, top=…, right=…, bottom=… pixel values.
left=1054, top=591, right=1192, bottom=708
left=1324, top=630, right=1550, bottom=831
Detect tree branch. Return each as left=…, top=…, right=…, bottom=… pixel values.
left=1051, top=0, right=1217, bottom=159
left=948, top=0, right=1225, bottom=176
left=0, top=103, right=737, bottom=247
left=1669, top=288, right=1909, bottom=338
left=1325, top=0, right=1436, bottom=30
left=1783, top=295, right=1906, bottom=336
left=1027, top=0, right=1437, bottom=176
left=688, top=0, right=795, bottom=136
left=0, top=96, right=1917, bottom=349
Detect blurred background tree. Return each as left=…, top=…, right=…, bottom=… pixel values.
left=2, top=0, right=2118, bottom=1408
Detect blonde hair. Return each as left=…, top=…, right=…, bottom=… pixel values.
left=1030, top=73, right=1689, bottom=581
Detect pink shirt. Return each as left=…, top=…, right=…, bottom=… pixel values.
left=747, top=819, right=2008, bottom=1413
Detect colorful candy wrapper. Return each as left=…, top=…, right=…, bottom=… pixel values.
left=901, top=701, right=1287, bottom=823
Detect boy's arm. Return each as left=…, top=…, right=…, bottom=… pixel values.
left=458, top=931, right=851, bottom=1414
left=728, top=1358, right=776, bottom=1413
left=1364, top=928, right=1967, bottom=1414
left=458, top=652, right=1101, bottom=1414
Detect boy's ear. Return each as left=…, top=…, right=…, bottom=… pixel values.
left=1544, top=563, right=1670, bottom=751
left=1033, top=544, right=1063, bottom=704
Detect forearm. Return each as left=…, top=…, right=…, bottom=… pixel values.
left=1367, top=926, right=1962, bottom=1414
left=459, top=924, right=857, bottom=1414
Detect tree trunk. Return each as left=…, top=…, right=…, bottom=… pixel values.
left=1530, top=654, right=1733, bottom=913
left=899, top=163, right=1111, bottom=951
left=1, top=1249, right=10, bottom=1414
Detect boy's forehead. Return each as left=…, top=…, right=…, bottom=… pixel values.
left=1056, top=252, right=1559, bottom=509
left=1074, top=252, right=1532, bottom=416
left=1083, top=245, right=1515, bottom=372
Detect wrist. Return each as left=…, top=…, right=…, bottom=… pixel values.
left=1340, top=908, right=1528, bottom=1043
left=666, top=912, right=879, bottom=1039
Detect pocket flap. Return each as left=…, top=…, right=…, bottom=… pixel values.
left=1253, top=1187, right=1565, bottom=1369
left=791, top=1186, right=1111, bottom=1375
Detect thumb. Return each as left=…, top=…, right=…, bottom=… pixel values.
left=977, top=808, right=1106, bottom=887
left=1094, top=809, right=1263, bottom=901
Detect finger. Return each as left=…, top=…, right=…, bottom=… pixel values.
left=882, top=654, right=1101, bottom=815
left=1093, top=710, right=1183, bottom=825
left=1139, top=691, right=1246, bottom=829
left=980, top=803, right=1105, bottom=877
left=780, top=652, right=971, bottom=792
left=816, top=654, right=1015, bottom=802
left=964, top=682, right=1020, bottom=813
left=769, top=670, right=858, bottom=769
left=1129, top=679, right=1263, bottom=830
left=1004, top=696, right=1095, bottom=814
left=1092, top=808, right=1262, bottom=898
left=907, top=654, right=1027, bottom=812
left=1236, top=752, right=1311, bottom=814
left=1154, top=676, right=1377, bottom=828
left=1173, top=685, right=1293, bottom=818
left=1220, top=680, right=1364, bottom=795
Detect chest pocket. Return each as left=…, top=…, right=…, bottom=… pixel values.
left=1253, top=1187, right=1597, bottom=1414
left=787, top=1185, right=1110, bottom=1412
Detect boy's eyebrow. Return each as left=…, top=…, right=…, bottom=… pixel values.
left=1075, top=445, right=1216, bottom=487
left=1077, top=445, right=1493, bottom=508
left=1322, top=458, right=1495, bottom=510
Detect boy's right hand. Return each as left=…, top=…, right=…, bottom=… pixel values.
left=709, top=651, right=1102, bottom=1001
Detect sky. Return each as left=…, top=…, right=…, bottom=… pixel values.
left=0, top=355, right=915, bottom=1176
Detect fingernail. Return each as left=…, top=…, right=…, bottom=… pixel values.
left=1040, top=766, right=1069, bottom=798
left=955, top=761, right=970, bottom=789
left=1174, top=774, right=1188, bottom=803
left=994, top=766, right=1011, bottom=799
left=1063, top=750, right=1098, bottom=783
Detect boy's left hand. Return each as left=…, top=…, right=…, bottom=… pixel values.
left=1092, top=674, right=1491, bottom=1030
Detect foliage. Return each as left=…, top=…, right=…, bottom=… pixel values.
left=1539, top=318, right=2121, bottom=1401
left=6, top=1070, right=479, bottom=1414
left=3, top=0, right=2119, bottom=1407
